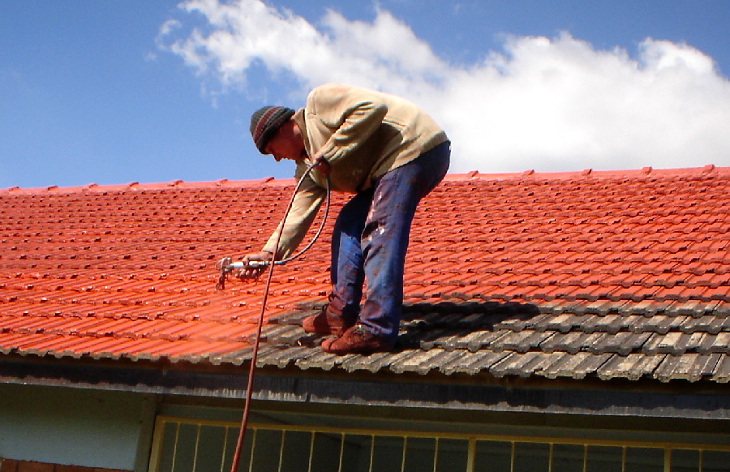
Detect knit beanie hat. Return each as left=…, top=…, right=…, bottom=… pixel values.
left=250, top=106, right=296, bottom=154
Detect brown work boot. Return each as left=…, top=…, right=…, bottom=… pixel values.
left=302, top=304, right=350, bottom=336
left=321, top=325, right=395, bottom=355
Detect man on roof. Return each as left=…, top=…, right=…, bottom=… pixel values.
left=242, top=83, right=450, bottom=355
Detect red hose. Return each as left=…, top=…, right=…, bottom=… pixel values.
left=228, top=161, right=327, bottom=472
left=228, top=253, right=276, bottom=472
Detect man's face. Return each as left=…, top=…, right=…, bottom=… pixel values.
left=264, top=121, right=305, bottom=162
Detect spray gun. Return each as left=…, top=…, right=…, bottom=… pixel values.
left=216, top=257, right=283, bottom=290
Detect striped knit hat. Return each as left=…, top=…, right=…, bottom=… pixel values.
left=249, top=106, right=296, bottom=154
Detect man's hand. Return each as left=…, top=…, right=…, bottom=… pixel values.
left=314, top=154, right=331, bottom=176
left=237, top=251, right=273, bottom=279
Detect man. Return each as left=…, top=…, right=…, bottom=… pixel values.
left=242, top=83, right=450, bottom=355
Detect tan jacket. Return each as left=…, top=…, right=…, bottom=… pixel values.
left=263, top=83, right=448, bottom=258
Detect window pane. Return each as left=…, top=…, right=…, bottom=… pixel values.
left=703, top=450, right=730, bottom=472
left=586, top=445, right=623, bottom=472
left=250, top=429, right=283, bottom=472
left=157, top=422, right=180, bottom=472
left=436, top=438, right=468, bottom=472
left=474, top=441, right=512, bottom=472
left=221, top=428, right=246, bottom=472
left=194, top=425, right=227, bottom=472
left=513, top=442, right=550, bottom=472
left=671, top=449, right=700, bottom=472
left=228, top=427, right=254, bottom=472
left=309, top=432, right=344, bottom=472
left=279, top=431, right=312, bottom=472
left=369, top=436, right=404, bottom=472
left=551, top=444, right=584, bottom=472
left=625, top=448, right=663, bottom=472
left=340, top=434, right=372, bottom=472
left=170, top=423, right=199, bottom=472
left=403, top=437, right=436, bottom=472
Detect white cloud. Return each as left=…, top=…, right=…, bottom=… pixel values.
left=159, top=0, right=730, bottom=173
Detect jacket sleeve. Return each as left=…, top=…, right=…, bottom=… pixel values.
left=262, top=172, right=326, bottom=260
left=308, top=85, right=389, bottom=165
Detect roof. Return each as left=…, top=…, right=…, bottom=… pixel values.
left=1, top=165, right=729, bottom=385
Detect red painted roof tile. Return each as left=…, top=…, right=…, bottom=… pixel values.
left=2, top=166, right=730, bottom=382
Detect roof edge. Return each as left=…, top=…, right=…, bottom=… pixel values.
left=2, top=355, right=730, bottom=422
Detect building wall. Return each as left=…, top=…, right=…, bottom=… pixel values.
left=0, top=383, right=156, bottom=472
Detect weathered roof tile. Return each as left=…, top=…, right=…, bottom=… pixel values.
left=597, top=353, right=667, bottom=381
left=711, top=355, right=730, bottom=383
left=654, top=353, right=722, bottom=383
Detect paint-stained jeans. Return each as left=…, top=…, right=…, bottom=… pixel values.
left=328, top=141, right=451, bottom=344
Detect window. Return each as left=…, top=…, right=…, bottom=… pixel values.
left=148, top=417, right=730, bottom=472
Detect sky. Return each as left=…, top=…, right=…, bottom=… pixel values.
left=2, top=1, right=730, bottom=190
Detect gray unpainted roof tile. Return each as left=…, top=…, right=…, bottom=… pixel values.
left=700, top=332, right=730, bottom=354
left=540, top=352, right=612, bottom=380
left=643, top=332, right=691, bottom=356
left=653, top=353, right=722, bottom=382
left=346, top=350, right=415, bottom=374
left=390, top=348, right=462, bottom=375
left=458, top=329, right=508, bottom=352
left=490, top=330, right=554, bottom=353
left=589, top=332, right=652, bottom=356
left=597, top=353, right=666, bottom=381
left=491, top=351, right=567, bottom=378
left=439, top=350, right=510, bottom=376
left=540, top=332, right=593, bottom=355
left=711, top=355, right=730, bottom=383
left=252, top=297, right=730, bottom=383
left=680, top=315, right=729, bottom=335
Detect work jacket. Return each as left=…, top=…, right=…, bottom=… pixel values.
left=263, top=83, right=448, bottom=258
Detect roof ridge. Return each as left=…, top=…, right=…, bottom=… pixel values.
left=2, top=164, right=727, bottom=196
left=0, top=176, right=296, bottom=196
left=446, top=164, right=726, bottom=181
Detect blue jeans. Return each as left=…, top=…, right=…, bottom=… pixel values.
left=328, top=141, right=451, bottom=344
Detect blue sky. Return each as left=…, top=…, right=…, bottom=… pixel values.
left=2, top=1, right=730, bottom=190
